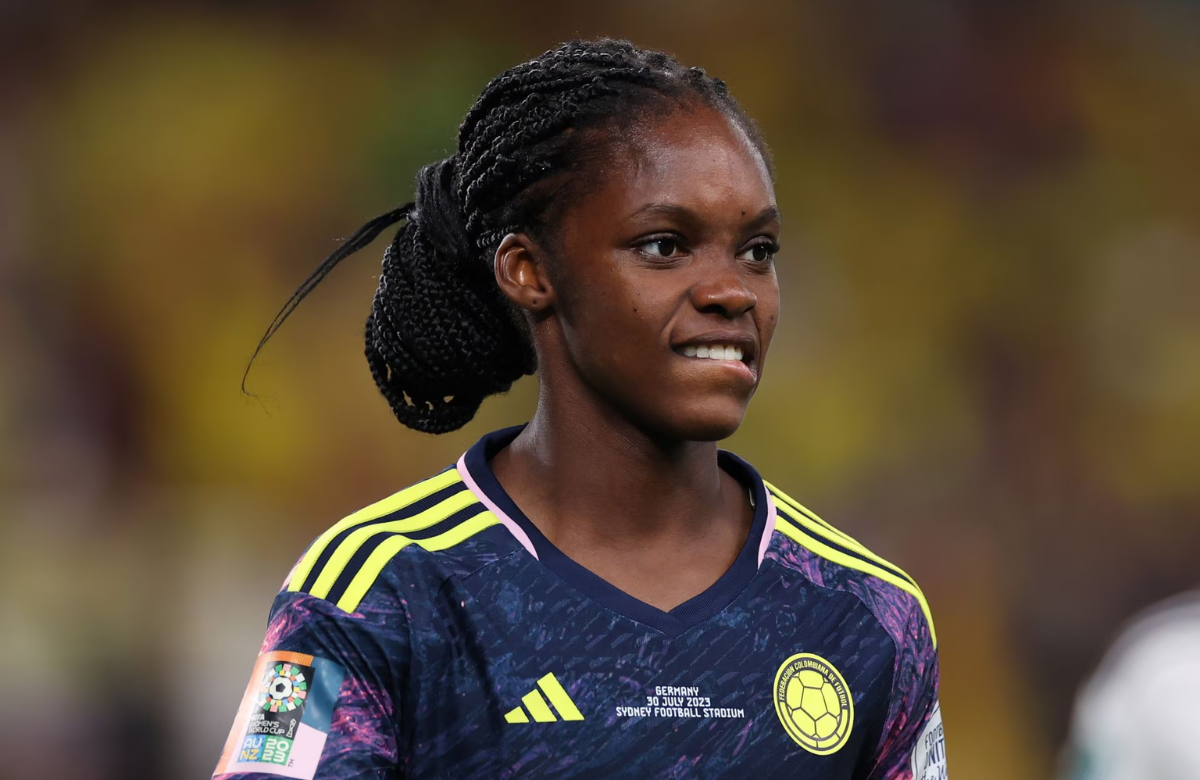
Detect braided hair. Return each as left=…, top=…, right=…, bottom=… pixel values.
left=244, top=38, right=772, bottom=434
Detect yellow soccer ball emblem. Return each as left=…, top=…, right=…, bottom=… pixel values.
left=774, top=653, right=854, bottom=754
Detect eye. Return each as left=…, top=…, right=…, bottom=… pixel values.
left=738, top=240, right=780, bottom=263
left=638, top=237, right=685, bottom=259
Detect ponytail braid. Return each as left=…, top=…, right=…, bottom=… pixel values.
left=364, top=157, right=534, bottom=433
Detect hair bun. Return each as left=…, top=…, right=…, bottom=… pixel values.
left=362, top=153, right=535, bottom=434
left=412, top=157, right=473, bottom=268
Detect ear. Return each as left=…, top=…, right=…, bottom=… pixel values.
left=493, top=232, right=555, bottom=314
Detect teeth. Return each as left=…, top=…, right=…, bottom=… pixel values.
left=678, top=344, right=745, bottom=362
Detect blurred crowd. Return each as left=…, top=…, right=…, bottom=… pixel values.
left=1, top=1, right=1197, bottom=779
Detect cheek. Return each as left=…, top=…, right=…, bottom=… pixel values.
left=591, top=283, right=666, bottom=366
left=755, top=284, right=781, bottom=358
left=762, top=304, right=779, bottom=338
left=562, top=273, right=673, bottom=381
left=562, top=257, right=652, bottom=334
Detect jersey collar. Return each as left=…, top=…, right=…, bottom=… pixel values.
left=456, top=423, right=777, bottom=637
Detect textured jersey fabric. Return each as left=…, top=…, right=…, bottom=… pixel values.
left=213, top=423, right=944, bottom=780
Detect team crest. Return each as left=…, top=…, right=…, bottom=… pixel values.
left=773, top=652, right=854, bottom=755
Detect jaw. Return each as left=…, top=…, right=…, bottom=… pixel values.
left=528, top=313, right=762, bottom=444
left=531, top=356, right=753, bottom=446
left=656, top=395, right=753, bottom=442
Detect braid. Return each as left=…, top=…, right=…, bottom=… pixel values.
left=244, top=38, right=772, bottom=433
left=363, top=159, right=533, bottom=433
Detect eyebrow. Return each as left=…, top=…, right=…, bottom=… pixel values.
left=627, top=202, right=782, bottom=228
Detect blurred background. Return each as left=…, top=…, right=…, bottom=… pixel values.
left=1, top=1, right=1198, bottom=778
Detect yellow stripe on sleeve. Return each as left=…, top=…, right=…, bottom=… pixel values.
left=771, top=500, right=921, bottom=592
left=307, top=489, right=480, bottom=600
left=774, top=514, right=937, bottom=648
left=764, top=480, right=869, bottom=554
left=287, top=469, right=462, bottom=593
left=766, top=481, right=921, bottom=591
left=333, top=511, right=499, bottom=613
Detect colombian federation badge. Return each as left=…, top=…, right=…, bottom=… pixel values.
left=773, top=652, right=854, bottom=755
left=214, top=651, right=345, bottom=779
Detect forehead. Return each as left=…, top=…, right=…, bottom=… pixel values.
left=582, top=105, right=775, bottom=218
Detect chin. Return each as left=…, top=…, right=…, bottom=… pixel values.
left=656, top=401, right=749, bottom=442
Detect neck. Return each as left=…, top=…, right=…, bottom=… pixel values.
left=491, top=377, right=740, bottom=552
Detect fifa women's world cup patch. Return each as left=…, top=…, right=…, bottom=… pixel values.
left=910, top=701, right=947, bottom=780
left=213, top=651, right=345, bottom=779
left=773, top=652, right=854, bottom=755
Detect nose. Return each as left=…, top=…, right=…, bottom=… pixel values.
left=688, top=266, right=757, bottom=319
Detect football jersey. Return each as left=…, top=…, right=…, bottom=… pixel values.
left=213, top=423, right=945, bottom=780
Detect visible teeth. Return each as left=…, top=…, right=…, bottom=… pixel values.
left=679, top=344, right=746, bottom=361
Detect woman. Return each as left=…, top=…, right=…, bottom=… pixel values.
left=214, top=38, right=945, bottom=780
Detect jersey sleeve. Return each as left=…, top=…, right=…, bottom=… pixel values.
left=212, top=586, right=408, bottom=780
left=867, top=599, right=946, bottom=780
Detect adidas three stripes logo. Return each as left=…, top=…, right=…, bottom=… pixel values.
left=504, top=674, right=584, bottom=723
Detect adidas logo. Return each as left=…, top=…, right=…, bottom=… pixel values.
left=504, top=673, right=584, bottom=723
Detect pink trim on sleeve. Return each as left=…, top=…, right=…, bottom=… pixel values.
left=456, top=453, right=540, bottom=559
left=758, top=492, right=778, bottom=567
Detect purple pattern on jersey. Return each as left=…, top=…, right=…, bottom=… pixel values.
left=215, top=594, right=402, bottom=779
left=765, top=515, right=940, bottom=780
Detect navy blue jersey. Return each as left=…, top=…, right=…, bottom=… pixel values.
left=214, top=424, right=946, bottom=780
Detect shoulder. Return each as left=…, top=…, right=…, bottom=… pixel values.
left=1099, top=590, right=1200, bottom=668
left=1081, top=590, right=1200, bottom=705
left=763, top=478, right=938, bottom=652
left=279, top=463, right=514, bottom=616
left=1068, top=592, right=1200, bottom=773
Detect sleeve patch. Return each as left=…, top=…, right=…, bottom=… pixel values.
left=214, top=650, right=346, bottom=779
left=909, top=701, right=947, bottom=780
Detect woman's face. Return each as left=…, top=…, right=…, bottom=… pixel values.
left=527, top=103, right=781, bottom=442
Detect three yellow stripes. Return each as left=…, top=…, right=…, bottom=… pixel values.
left=288, top=468, right=498, bottom=614
left=765, top=480, right=937, bottom=648
left=504, top=674, right=584, bottom=724
left=288, top=469, right=461, bottom=591
left=333, top=511, right=498, bottom=614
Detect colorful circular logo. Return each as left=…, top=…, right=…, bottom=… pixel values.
left=257, top=662, right=309, bottom=713
left=773, top=652, right=854, bottom=755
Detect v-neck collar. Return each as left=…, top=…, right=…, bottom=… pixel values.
left=456, top=423, right=777, bottom=637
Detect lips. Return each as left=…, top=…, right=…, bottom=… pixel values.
left=670, top=332, right=759, bottom=384
left=671, top=331, right=757, bottom=365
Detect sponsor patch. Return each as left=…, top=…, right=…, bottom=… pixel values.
left=214, top=651, right=345, bottom=779
left=910, top=701, right=947, bottom=780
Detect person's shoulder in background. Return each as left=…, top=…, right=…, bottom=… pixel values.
left=1061, top=589, right=1200, bottom=780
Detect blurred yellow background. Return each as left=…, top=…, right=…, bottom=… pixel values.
left=1, top=2, right=1198, bottom=779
